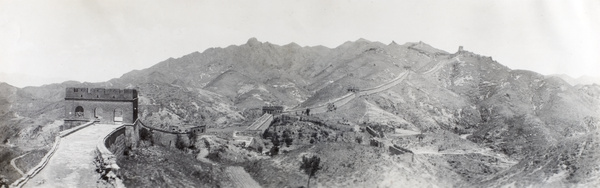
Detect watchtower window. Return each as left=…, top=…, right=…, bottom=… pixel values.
left=114, top=109, right=123, bottom=122
left=75, top=106, right=84, bottom=118
left=94, top=107, right=104, bottom=119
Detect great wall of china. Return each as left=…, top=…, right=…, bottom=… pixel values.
left=11, top=119, right=204, bottom=187
left=284, top=71, right=410, bottom=115
left=10, top=70, right=415, bottom=187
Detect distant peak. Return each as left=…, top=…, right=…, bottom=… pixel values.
left=246, top=37, right=261, bottom=46
left=284, top=42, right=301, bottom=48
left=0, top=82, right=16, bottom=88
left=389, top=41, right=398, bottom=46
left=356, top=38, right=371, bottom=43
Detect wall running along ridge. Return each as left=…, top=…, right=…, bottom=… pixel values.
left=284, top=71, right=409, bottom=115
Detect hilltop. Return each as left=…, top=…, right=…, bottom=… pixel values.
left=1, top=38, right=599, bottom=187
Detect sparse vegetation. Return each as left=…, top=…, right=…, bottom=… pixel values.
left=0, top=147, right=20, bottom=185
left=1, top=38, right=599, bottom=187
left=118, top=146, right=226, bottom=187
left=300, top=155, right=322, bottom=188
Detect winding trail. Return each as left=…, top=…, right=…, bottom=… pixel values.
left=10, top=152, right=30, bottom=176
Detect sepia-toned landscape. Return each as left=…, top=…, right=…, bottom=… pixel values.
left=1, top=38, right=599, bottom=187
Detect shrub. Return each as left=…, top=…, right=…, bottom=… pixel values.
left=355, top=136, right=363, bottom=144
left=175, top=134, right=187, bottom=150
left=269, top=145, right=279, bottom=156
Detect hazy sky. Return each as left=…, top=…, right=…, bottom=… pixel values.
left=1, top=0, right=599, bottom=88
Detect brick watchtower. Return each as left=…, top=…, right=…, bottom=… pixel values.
left=64, top=88, right=138, bottom=129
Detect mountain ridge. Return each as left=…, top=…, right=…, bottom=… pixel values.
left=1, top=38, right=598, bottom=187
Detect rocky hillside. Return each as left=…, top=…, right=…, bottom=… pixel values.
left=1, top=38, right=599, bottom=186
left=549, top=74, right=600, bottom=86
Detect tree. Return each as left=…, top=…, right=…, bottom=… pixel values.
left=269, top=145, right=279, bottom=156
left=355, top=136, right=363, bottom=144
left=271, top=134, right=280, bottom=147
left=175, top=134, right=187, bottom=150
left=284, top=137, right=293, bottom=147
left=269, top=134, right=281, bottom=156
left=417, top=133, right=425, bottom=142
left=0, top=175, right=8, bottom=188
left=300, top=155, right=322, bottom=188
left=283, top=131, right=293, bottom=147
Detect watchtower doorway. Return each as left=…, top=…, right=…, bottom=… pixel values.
left=114, top=109, right=123, bottom=122
left=75, top=106, right=84, bottom=118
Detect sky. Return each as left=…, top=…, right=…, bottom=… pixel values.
left=1, top=0, right=599, bottom=88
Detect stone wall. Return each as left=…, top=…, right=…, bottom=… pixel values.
left=134, top=120, right=194, bottom=149
left=282, top=72, right=408, bottom=116
left=65, top=100, right=137, bottom=124
left=358, top=72, right=408, bottom=96
left=244, top=113, right=273, bottom=136
left=64, top=87, right=138, bottom=126
left=65, top=88, right=137, bottom=101
left=366, top=126, right=384, bottom=138
left=11, top=121, right=95, bottom=188
left=104, top=127, right=127, bottom=156
left=62, top=120, right=91, bottom=131
left=95, top=122, right=139, bottom=179
left=151, top=129, right=196, bottom=149
left=389, top=145, right=414, bottom=162
left=285, top=93, right=355, bottom=114
left=95, top=125, right=129, bottom=186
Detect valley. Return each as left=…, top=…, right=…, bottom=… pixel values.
left=1, top=38, right=599, bottom=187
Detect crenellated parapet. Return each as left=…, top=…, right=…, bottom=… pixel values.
left=64, top=87, right=138, bottom=127
left=65, top=88, right=137, bottom=101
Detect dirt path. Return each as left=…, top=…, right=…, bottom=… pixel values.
left=10, top=152, right=30, bottom=176
left=224, top=166, right=261, bottom=188
left=24, top=124, right=121, bottom=188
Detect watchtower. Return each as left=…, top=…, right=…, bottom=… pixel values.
left=347, top=86, right=360, bottom=93
left=64, top=87, right=138, bottom=129
left=262, top=106, right=284, bottom=115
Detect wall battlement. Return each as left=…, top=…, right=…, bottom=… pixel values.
left=64, top=87, right=138, bottom=125
left=65, top=87, right=137, bottom=101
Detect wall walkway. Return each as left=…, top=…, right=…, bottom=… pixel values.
left=21, top=123, right=122, bottom=188
left=247, top=113, right=273, bottom=132
left=284, top=71, right=409, bottom=115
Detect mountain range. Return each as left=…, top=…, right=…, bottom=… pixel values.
left=548, top=74, right=600, bottom=86
left=1, top=38, right=599, bottom=187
